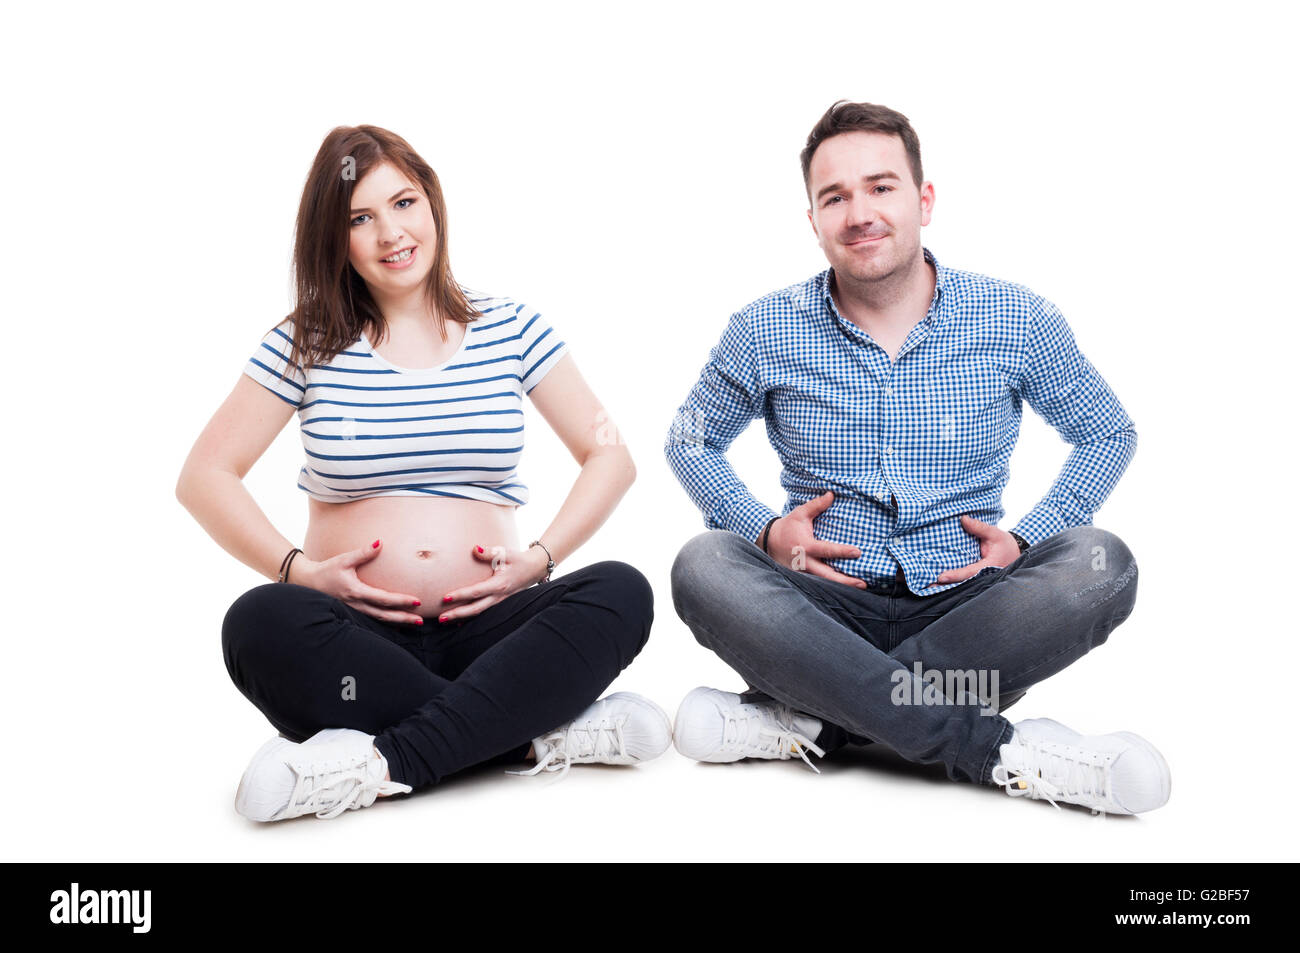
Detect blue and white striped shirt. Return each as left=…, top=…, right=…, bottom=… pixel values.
left=664, top=247, right=1136, bottom=595
left=244, top=292, right=567, bottom=506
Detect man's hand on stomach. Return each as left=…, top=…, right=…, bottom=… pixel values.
left=762, top=490, right=867, bottom=590
left=934, top=514, right=1021, bottom=585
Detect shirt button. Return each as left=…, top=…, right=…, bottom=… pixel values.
left=883, top=446, right=894, bottom=455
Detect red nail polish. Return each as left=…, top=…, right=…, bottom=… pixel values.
left=415, top=619, right=424, bottom=625
left=442, top=595, right=452, bottom=603
left=439, top=615, right=448, bottom=623
left=476, top=546, right=483, bottom=553
left=412, top=600, right=421, bottom=607
left=372, top=540, right=380, bottom=548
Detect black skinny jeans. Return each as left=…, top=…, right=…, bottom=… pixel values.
left=222, top=561, right=654, bottom=789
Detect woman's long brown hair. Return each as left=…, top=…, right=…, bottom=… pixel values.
left=266, top=125, right=479, bottom=384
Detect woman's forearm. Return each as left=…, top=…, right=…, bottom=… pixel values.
left=531, top=445, right=635, bottom=569
left=176, top=468, right=301, bottom=582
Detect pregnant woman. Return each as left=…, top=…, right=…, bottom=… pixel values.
left=176, top=125, right=668, bottom=822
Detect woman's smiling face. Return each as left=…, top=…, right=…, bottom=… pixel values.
left=347, top=161, right=438, bottom=295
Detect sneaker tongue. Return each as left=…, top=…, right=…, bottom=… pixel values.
left=788, top=713, right=822, bottom=745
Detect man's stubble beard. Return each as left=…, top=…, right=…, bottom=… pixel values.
left=836, top=232, right=923, bottom=302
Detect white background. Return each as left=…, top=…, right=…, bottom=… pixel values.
left=3, top=0, right=1295, bottom=861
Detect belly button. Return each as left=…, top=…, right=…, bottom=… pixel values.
left=415, top=550, right=433, bottom=559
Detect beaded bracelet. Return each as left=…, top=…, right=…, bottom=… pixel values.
left=278, top=547, right=303, bottom=583
left=528, top=539, right=555, bottom=584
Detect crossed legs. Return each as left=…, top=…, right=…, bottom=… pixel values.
left=222, top=561, right=655, bottom=789
left=670, top=526, right=1139, bottom=784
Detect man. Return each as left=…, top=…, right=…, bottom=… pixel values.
left=663, top=101, right=1169, bottom=815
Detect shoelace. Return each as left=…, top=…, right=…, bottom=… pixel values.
left=282, top=757, right=409, bottom=820
left=991, top=740, right=1115, bottom=815
left=506, top=715, right=629, bottom=780
left=723, top=705, right=826, bottom=774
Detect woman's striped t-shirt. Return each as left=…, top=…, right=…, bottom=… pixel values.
left=243, top=293, right=568, bottom=506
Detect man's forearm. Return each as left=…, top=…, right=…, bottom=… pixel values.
left=1014, top=297, right=1139, bottom=546
left=664, top=409, right=777, bottom=542
left=1012, top=425, right=1137, bottom=545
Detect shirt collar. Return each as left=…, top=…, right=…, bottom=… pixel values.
left=814, top=246, right=946, bottom=331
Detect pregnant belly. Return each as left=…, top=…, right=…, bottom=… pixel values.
left=303, top=496, right=521, bottom=620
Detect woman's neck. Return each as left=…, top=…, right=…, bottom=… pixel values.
left=367, top=285, right=442, bottom=335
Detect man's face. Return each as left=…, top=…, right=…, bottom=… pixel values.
left=806, top=131, right=934, bottom=289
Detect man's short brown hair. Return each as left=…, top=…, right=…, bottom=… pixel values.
left=800, top=101, right=924, bottom=197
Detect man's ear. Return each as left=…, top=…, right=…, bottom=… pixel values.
left=919, top=181, right=936, bottom=227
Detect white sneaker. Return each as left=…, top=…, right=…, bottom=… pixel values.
left=235, top=727, right=413, bottom=821
left=507, top=692, right=672, bottom=779
left=673, top=686, right=826, bottom=773
left=991, top=718, right=1171, bottom=815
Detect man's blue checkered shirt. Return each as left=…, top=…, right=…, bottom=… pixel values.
left=664, top=247, right=1137, bottom=595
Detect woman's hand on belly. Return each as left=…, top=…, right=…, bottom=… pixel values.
left=436, top=544, right=551, bottom=624
left=294, top=539, right=426, bottom=625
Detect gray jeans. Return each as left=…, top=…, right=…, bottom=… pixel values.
left=669, top=526, right=1138, bottom=784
